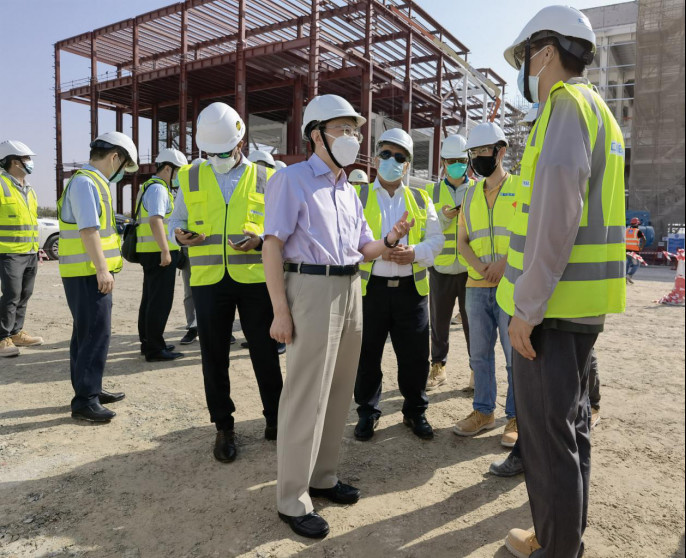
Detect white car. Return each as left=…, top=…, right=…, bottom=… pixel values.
left=37, top=218, right=60, bottom=260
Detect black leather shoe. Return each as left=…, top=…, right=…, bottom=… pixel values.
left=403, top=414, right=434, bottom=440
left=179, top=328, right=197, bottom=345
left=354, top=415, right=379, bottom=441
left=99, top=390, right=125, bottom=404
left=278, top=511, right=329, bottom=539
left=146, top=350, right=184, bottom=362
left=489, top=452, right=524, bottom=477
left=277, top=342, right=287, bottom=355
left=141, top=344, right=175, bottom=355
left=265, top=424, right=278, bottom=441
left=71, top=402, right=116, bottom=422
left=214, top=429, right=237, bottom=463
left=230, top=335, right=237, bottom=345
left=240, top=341, right=249, bottom=349
left=309, top=481, right=360, bottom=505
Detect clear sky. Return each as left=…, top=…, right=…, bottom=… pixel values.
left=0, top=0, right=621, bottom=206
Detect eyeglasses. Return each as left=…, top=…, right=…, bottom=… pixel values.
left=468, top=145, right=496, bottom=157
left=324, top=124, right=363, bottom=143
left=444, top=157, right=468, bottom=165
left=377, top=150, right=409, bottom=164
left=205, top=151, right=234, bottom=158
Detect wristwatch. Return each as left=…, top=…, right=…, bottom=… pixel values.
left=384, top=234, right=399, bottom=248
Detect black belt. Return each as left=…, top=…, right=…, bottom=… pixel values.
left=368, top=275, right=415, bottom=288
left=284, top=263, right=360, bottom=276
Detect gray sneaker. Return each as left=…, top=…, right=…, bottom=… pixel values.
left=489, top=453, right=524, bottom=477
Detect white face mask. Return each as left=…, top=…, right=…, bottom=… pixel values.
left=517, top=47, right=548, bottom=104
left=209, top=153, right=238, bottom=174
left=325, top=133, right=360, bottom=168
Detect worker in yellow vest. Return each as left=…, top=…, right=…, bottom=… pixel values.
left=0, top=140, right=43, bottom=357
left=170, top=102, right=283, bottom=464
left=425, top=134, right=475, bottom=391
left=497, top=7, right=626, bottom=557
left=136, top=147, right=187, bottom=362
left=451, top=122, right=518, bottom=449
left=58, top=131, right=138, bottom=423
left=352, top=128, right=444, bottom=442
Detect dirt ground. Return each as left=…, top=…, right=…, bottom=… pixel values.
left=0, top=261, right=684, bottom=558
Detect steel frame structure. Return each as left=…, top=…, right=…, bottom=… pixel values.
left=55, top=0, right=522, bottom=213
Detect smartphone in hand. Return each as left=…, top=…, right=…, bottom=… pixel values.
left=233, top=235, right=252, bottom=247
left=179, top=228, right=199, bottom=239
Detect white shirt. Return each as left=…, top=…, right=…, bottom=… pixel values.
left=370, top=178, right=444, bottom=278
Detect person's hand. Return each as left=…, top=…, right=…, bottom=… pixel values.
left=270, top=310, right=294, bottom=344
left=228, top=230, right=261, bottom=252
left=387, top=211, right=415, bottom=244
left=388, top=244, right=415, bottom=265
left=477, top=262, right=490, bottom=278
left=441, top=205, right=459, bottom=220
left=174, top=228, right=207, bottom=246
left=381, top=249, right=393, bottom=261
left=509, top=316, right=536, bottom=360
left=484, top=258, right=506, bottom=283
left=160, top=250, right=172, bottom=267
left=96, top=269, right=114, bottom=294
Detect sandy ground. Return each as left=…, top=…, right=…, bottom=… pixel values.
left=0, top=261, right=684, bottom=558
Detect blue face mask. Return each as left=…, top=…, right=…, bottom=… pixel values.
left=172, top=175, right=180, bottom=189
left=22, top=159, right=34, bottom=175
left=446, top=162, right=468, bottom=179
left=109, top=171, right=125, bottom=184
left=377, top=158, right=406, bottom=183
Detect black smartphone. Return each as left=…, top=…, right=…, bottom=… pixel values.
left=450, top=204, right=461, bottom=212
left=233, top=235, right=252, bottom=247
left=179, top=228, right=199, bottom=238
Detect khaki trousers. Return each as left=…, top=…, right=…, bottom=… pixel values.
left=276, top=272, right=363, bottom=516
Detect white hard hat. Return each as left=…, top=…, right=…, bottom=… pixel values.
left=248, top=149, right=276, bottom=167
left=465, top=122, right=508, bottom=150
left=377, top=128, right=414, bottom=159
left=504, top=5, right=596, bottom=69
left=440, top=134, right=468, bottom=159
left=155, top=147, right=188, bottom=168
left=302, top=94, right=366, bottom=139
left=273, top=160, right=287, bottom=170
left=0, top=140, right=36, bottom=161
left=196, top=102, right=246, bottom=153
left=348, top=169, right=369, bottom=184
left=91, top=131, right=139, bottom=172
left=520, top=103, right=540, bottom=124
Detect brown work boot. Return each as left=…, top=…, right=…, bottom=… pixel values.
left=452, top=410, right=496, bottom=436
left=11, top=330, right=44, bottom=347
left=426, top=362, right=447, bottom=391
left=0, top=337, right=20, bottom=357
left=591, top=407, right=601, bottom=429
left=501, top=417, right=518, bottom=448
left=505, top=528, right=541, bottom=557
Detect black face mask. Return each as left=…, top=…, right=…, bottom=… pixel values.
left=470, top=147, right=500, bottom=178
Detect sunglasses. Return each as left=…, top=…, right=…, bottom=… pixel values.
left=378, top=150, right=409, bottom=164
left=205, top=151, right=234, bottom=158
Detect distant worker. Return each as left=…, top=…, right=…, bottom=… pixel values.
left=0, top=140, right=43, bottom=357
left=425, top=134, right=474, bottom=391
left=497, top=6, right=626, bottom=556
left=352, top=128, right=444, bottom=442
left=170, top=102, right=283, bottom=463
left=136, top=147, right=187, bottom=362
left=248, top=149, right=276, bottom=169
left=58, top=131, right=138, bottom=422
left=348, top=169, right=369, bottom=187
left=452, top=123, right=518, bottom=449
left=625, top=217, right=645, bottom=284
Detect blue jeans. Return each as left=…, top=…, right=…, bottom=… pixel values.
left=626, top=255, right=640, bottom=277
left=466, top=287, right=515, bottom=418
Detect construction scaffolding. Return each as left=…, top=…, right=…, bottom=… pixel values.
left=630, top=0, right=685, bottom=237
left=54, top=0, right=523, bottom=213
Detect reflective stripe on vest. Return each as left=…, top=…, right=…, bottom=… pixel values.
left=462, top=175, right=518, bottom=281
left=0, top=174, right=39, bottom=254
left=425, top=179, right=472, bottom=267
left=178, top=161, right=272, bottom=286
left=57, top=169, right=123, bottom=277
left=135, top=178, right=180, bottom=253
left=625, top=227, right=641, bottom=251
left=355, top=183, right=430, bottom=296
left=496, top=81, right=626, bottom=318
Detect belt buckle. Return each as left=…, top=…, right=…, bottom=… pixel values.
left=387, top=279, right=400, bottom=288
left=325, top=264, right=331, bottom=277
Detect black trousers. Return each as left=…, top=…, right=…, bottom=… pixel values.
left=0, top=253, right=38, bottom=339
left=192, top=271, right=283, bottom=430
left=428, top=268, right=470, bottom=362
left=137, top=251, right=179, bottom=356
left=354, top=276, right=430, bottom=419
left=513, top=326, right=597, bottom=558
left=63, top=275, right=112, bottom=411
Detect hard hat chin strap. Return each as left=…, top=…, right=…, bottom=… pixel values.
left=523, top=39, right=534, bottom=104
left=318, top=124, right=344, bottom=169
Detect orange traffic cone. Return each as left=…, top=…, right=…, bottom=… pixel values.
left=658, top=249, right=685, bottom=305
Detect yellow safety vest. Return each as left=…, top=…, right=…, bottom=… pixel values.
left=0, top=174, right=38, bottom=254
left=135, top=178, right=179, bottom=253
left=462, top=175, right=518, bottom=281
left=354, top=183, right=430, bottom=296
left=425, top=178, right=473, bottom=267
left=57, top=169, right=123, bottom=277
left=177, top=161, right=271, bottom=286
left=496, top=81, right=626, bottom=318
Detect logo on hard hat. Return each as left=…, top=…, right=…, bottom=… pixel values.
left=236, top=121, right=242, bottom=131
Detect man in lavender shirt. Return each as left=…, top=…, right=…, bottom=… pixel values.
left=263, top=94, right=413, bottom=539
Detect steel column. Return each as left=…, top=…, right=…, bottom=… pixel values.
left=361, top=1, right=374, bottom=175
left=308, top=0, right=320, bottom=100
left=291, top=77, right=304, bottom=155
left=402, top=12, right=413, bottom=133
left=55, top=45, right=64, bottom=200
left=191, top=97, right=200, bottom=158
left=131, top=18, right=140, bottom=213
left=432, top=51, right=443, bottom=179
left=151, top=103, right=159, bottom=160
left=179, top=4, right=188, bottom=156
left=90, top=32, right=99, bottom=141
left=236, top=0, right=247, bottom=136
